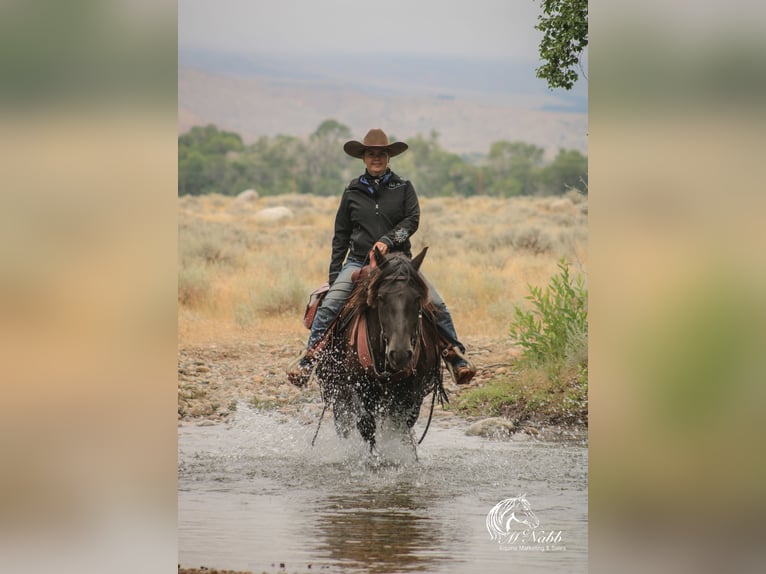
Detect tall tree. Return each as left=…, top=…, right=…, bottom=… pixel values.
left=535, top=0, right=588, bottom=90
left=178, top=124, right=244, bottom=195
left=393, top=131, right=473, bottom=196
left=539, top=148, right=588, bottom=195
left=486, top=141, right=545, bottom=196
left=177, top=122, right=588, bottom=198
left=305, top=119, right=353, bottom=196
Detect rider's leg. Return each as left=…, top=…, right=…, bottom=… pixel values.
left=287, top=258, right=363, bottom=386
left=419, top=273, right=476, bottom=385
left=307, top=259, right=363, bottom=349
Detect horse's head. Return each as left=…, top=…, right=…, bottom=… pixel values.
left=368, top=247, right=429, bottom=372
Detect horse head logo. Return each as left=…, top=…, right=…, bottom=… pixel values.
left=486, top=494, right=540, bottom=542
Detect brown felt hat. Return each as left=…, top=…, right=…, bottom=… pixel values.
left=343, top=128, right=408, bottom=159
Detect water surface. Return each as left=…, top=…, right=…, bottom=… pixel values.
left=179, top=406, right=587, bottom=573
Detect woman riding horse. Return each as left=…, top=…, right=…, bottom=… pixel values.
left=287, top=128, right=476, bottom=387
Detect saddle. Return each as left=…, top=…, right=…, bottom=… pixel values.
left=302, top=260, right=472, bottom=384
left=302, top=262, right=376, bottom=330
left=348, top=312, right=377, bottom=376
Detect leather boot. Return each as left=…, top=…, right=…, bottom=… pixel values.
left=442, top=347, right=477, bottom=385
left=286, top=350, right=316, bottom=387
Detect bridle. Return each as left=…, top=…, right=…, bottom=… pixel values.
left=372, top=272, right=425, bottom=379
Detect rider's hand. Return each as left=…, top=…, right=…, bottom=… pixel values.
left=373, top=241, right=389, bottom=255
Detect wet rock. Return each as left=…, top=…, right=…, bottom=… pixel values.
left=465, top=417, right=516, bottom=439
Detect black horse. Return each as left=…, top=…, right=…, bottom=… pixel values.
left=314, top=246, right=446, bottom=452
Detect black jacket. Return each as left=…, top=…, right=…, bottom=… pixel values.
left=329, top=169, right=420, bottom=284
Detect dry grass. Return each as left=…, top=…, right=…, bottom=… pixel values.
left=178, top=193, right=587, bottom=346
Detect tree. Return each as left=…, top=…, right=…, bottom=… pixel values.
left=486, top=141, right=545, bottom=196
left=178, top=124, right=245, bottom=195
left=248, top=134, right=305, bottom=196
left=177, top=122, right=589, bottom=198
left=394, top=131, right=476, bottom=196
left=178, top=149, right=207, bottom=196
left=304, top=119, right=353, bottom=196
left=310, top=118, right=352, bottom=143
left=178, top=124, right=244, bottom=156
left=539, top=148, right=588, bottom=195
left=535, top=0, right=588, bottom=90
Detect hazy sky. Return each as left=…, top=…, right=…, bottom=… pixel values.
left=179, top=0, right=543, bottom=61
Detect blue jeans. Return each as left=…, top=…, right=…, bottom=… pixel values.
left=307, top=257, right=465, bottom=354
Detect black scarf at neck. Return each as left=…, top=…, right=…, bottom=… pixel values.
left=360, top=170, right=392, bottom=195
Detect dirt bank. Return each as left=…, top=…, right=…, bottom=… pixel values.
left=178, top=334, right=586, bottom=440
left=179, top=335, right=506, bottom=421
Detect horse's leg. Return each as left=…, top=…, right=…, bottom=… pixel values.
left=406, top=402, right=421, bottom=429
left=408, top=429, right=419, bottom=462
left=332, top=402, right=354, bottom=439
left=357, top=411, right=376, bottom=452
left=331, top=386, right=357, bottom=439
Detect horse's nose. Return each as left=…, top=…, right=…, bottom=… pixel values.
left=388, top=348, right=413, bottom=371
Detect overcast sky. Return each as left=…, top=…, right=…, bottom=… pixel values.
left=179, top=0, right=544, bottom=61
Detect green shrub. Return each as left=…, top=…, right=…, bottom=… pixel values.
left=452, top=378, right=523, bottom=417
left=451, top=371, right=588, bottom=426
left=509, top=258, right=588, bottom=374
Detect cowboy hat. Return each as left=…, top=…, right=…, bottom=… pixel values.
left=343, top=128, right=408, bottom=159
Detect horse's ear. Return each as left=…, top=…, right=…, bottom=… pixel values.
left=411, top=246, right=428, bottom=271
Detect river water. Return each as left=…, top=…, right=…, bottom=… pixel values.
left=178, top=405, right=588, bottom=573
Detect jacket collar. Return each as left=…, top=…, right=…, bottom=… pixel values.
left=355, top=169, right=402, bottom=195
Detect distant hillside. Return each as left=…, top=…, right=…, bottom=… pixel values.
left=178, top=50, right=587, bottom=158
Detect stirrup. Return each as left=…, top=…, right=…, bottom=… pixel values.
left=442, top=346, right=476, bottom=385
